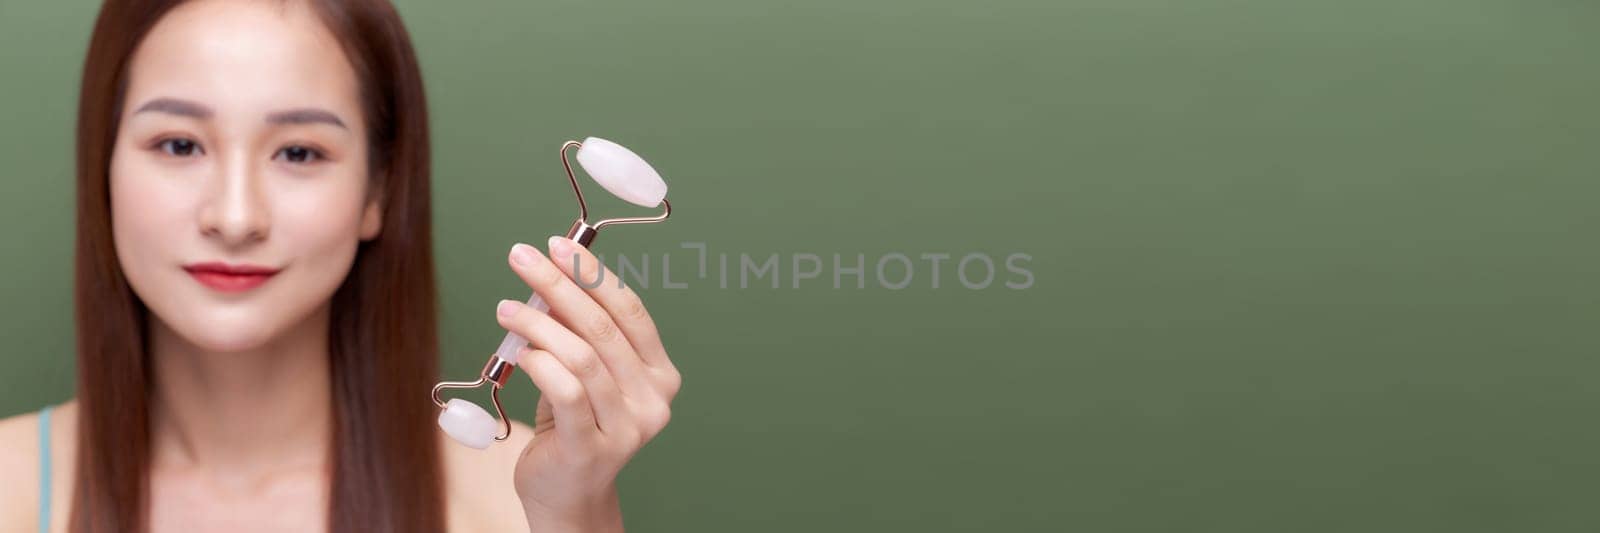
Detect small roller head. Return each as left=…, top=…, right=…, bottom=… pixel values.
left=575, top=136, right=669, bottom=208
left=438, top=398, right=498, bottom=450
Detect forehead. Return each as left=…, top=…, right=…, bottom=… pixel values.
left=124, top=0, right=361, bottom=122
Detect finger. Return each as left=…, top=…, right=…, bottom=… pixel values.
left=532, top=392, right=555, bottom=435
left=547, top=236, right=674, bottom=371
left=520, top=348, right=597, bottom=447
left=510, top=242, right=657, bottom=398
left=498, top=299, right=631, bottom=434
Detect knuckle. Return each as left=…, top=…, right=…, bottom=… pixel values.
left=568, top=348, right=601, bottom=377
left=620, top=295, right=650, bottom=322
left=641, top=403, right=672, bottom=436
left=576, top=260, right=605, bottom=285
left=657, top=366, right=683, bottom=398
left=582, top=314, right=621, bottom=343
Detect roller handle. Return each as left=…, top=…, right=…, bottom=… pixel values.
left=493, top=293, right=550, bottom=365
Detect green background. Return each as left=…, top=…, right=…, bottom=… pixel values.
left=2, top=0, right=1598, bottom=531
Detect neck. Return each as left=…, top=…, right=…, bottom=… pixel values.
left=149, top=303, right=334, bottom=475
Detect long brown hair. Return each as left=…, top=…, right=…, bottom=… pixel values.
left=72, top=1, right=444, bottom=531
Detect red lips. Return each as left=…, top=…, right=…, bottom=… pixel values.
left=183, top=262, right=281, bottom=293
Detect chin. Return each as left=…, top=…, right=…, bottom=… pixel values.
left=133, top=269, right=343, bottom=355
left=141, top=292, right=301, bottom=354
left=166, top=312, right=285, bottom=354
left=187, top=328, right=278, bottom=353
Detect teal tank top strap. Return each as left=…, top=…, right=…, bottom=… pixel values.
left=38, top=405, right=52, bottom=533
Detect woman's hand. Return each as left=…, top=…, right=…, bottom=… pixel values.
left=495, top=237, right=682, bottom=533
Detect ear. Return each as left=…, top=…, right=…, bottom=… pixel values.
left=359, top=186, right=384, bottom=241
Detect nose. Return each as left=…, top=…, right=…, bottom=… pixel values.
left=197, top=150, right=270, bottom=246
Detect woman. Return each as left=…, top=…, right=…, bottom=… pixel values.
left=0, top=0, right=682, bottom=531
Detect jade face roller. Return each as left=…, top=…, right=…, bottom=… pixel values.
left=432, top=137, right=672, bottom=449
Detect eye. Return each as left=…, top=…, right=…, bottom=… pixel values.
left=274, top=144, right=325, bottom=164
left=155, top=138, right=203, bottom=157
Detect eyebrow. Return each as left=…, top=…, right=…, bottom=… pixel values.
left=267, top=108, right=348, bottom=129
left=133, top=97, right=213, bottom=119
left=131, top=97, right=347, bottom=130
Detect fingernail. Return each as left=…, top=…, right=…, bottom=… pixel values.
left=548, top=236, right=573, bottom=260
left=497, top=299, right=519, bottom=317
left=511, top=243, right=536, bottom=267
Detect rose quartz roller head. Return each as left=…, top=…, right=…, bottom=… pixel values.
left=432, top=137, right=672, bottom=449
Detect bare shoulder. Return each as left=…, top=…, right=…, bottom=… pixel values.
left=0, top=403, right=59, bottom=530
left=0, top=400, right=76, bottom=532
left=441, top=419, right=537, bottom=532
left=0, top=407, right=43, bottom=452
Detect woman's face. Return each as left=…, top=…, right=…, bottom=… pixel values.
left=110, top=0, right=381, bottom=353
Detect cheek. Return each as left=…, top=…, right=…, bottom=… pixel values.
left=109, top=148, right=194, bottom=285
left=273, top=177, right=371, bottom=284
